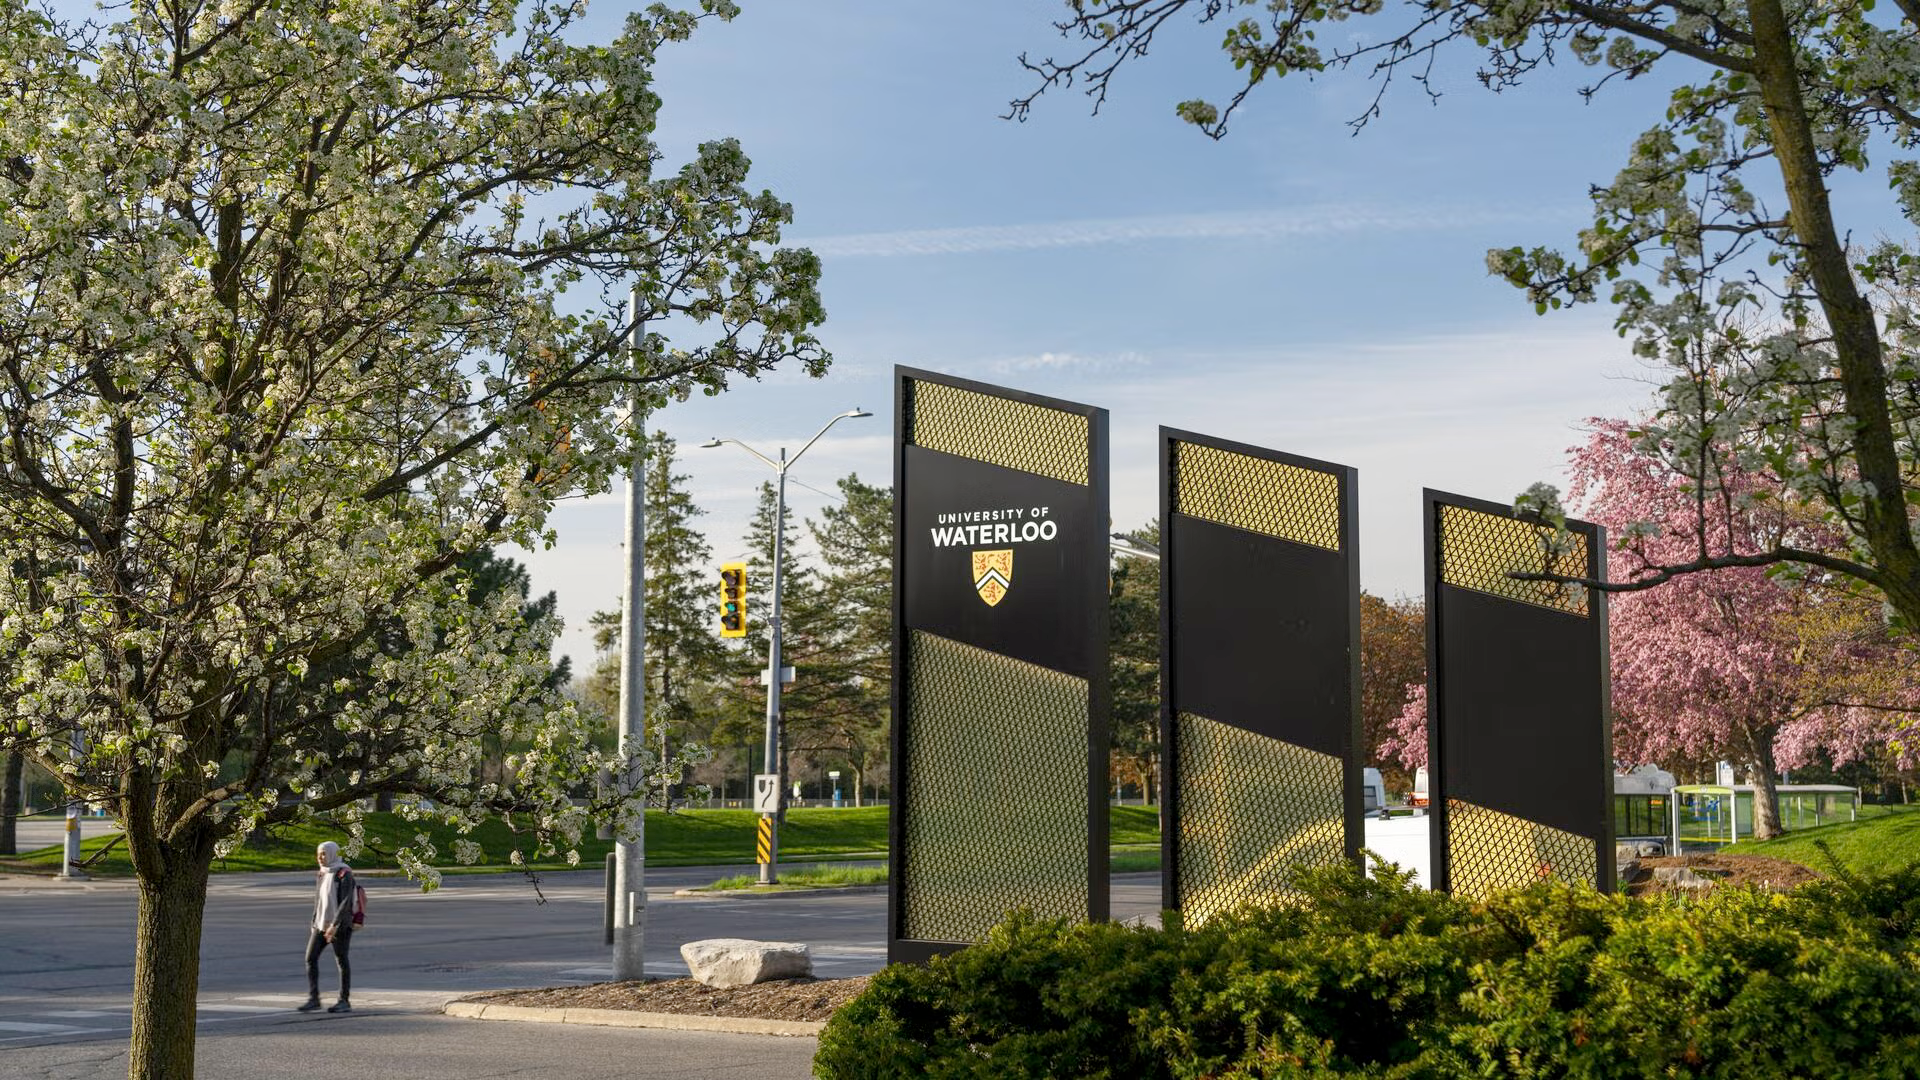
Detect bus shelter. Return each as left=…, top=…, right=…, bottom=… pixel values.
left=1671, top=784, right=1858, bottom=848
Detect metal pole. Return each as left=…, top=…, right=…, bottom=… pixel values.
left=760, top=450, right=787, bottom=885
left=61, top=727, right=84, bottom=880
left=611, top=286, right=647, bottom=981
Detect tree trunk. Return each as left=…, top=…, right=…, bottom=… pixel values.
left=1749, top=0, right=1920, bottom=627
left=1741, top=725, right=1785, bottom=840
left=1750, top=763, right=1784, bottom=840
left=850, top=765, right=864, bottom=809
left=0, top=752, right=23, bottom=856
left=129, top=837, right=214, bottom=1080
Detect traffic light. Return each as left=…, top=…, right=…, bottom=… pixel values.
left=719, top=562, right=747, bottom=638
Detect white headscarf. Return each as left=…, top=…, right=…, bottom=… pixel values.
left=317, top=841, right=345, bottom=870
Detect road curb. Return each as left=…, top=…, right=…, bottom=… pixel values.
left=0, top=872, right=139, bottom=890
left=443, top=1000, right=825, bottom=1037
left=670, top=884, right=886, bottom=898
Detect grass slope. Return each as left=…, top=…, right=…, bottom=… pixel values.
left=1723, top=803, right=1920, bottom=875
left=1, top=806, right=892, bottom=877
left=3, top=804, right=1166, bottom=877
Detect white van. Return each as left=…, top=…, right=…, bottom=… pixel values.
left=1362, top=768, right=1387, bottom=816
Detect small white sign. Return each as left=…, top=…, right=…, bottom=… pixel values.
left=753, top=774, right=781, bottom=814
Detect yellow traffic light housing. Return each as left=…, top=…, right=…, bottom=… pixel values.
left=719, top=562, right=748, bottom=638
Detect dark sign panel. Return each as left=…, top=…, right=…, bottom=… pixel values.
left=900, top=446, right=1096, bottom=678
left=889, top=368, right=1109, bottom=965
left=1423, top=489, right=1614, bottom=896
left=1160, top=430, right=1362, bottom=923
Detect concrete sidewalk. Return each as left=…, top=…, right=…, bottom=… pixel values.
left=5, top=1005, right=825, bottom=1079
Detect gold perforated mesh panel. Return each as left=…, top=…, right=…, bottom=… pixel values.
left=901, top=629, right=1090, bottom=942
left=1172, top=443, right=1341, bottom=550
left=1437, top=505, right=1590, bottom=616
left=1446, top=798, right=1599, bottom=898
left=907, top=379, right=1090, bottom=486
left=1176, top=712, right=1345, bottom=925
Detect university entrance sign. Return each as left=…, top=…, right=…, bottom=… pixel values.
left=1159, top=430, right=1363, bottom=923
left=1423, top=490, right=1615, bottom=895
left=889, top=367, right=1110, bottom=965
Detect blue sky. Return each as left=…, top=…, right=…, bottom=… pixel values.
left=511, top=2, right=1762, bottom=668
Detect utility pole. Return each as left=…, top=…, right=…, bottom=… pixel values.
left=63, top=541, right=90, bottom=881
left=611, top=286, right=646, bottom=982
left=61, top=728, right=85, bottom=881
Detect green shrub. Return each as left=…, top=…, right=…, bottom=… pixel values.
left=815, top=861, right=1920, bottom=1079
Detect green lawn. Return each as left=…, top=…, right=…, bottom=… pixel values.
left=2, top=803, right=1166, bottom=878
left=1110, top=804, right=1161, bottom=846
left=703, top=863, right=891, bottom=892
left=1723, top=803, right=1920, bottom=875
left=1110, top=845, right=1162, bottom=873
left=0, top=806, right=893, bottom=877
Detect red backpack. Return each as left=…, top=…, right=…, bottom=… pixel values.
left=337, top=868, right=367, bottom=928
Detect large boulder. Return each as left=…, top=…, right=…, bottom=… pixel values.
left=1652, top=865, right=1717, bottom=890
left=1617, top=840, right=1666, bottom=859
left=680, top=938, right=813, bottom=988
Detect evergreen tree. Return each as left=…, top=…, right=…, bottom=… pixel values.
left=734, top=479, right=846, bottom=809
left=586, top=432, right=728, bottom=798
left=805, top=475, right=894, bottom=805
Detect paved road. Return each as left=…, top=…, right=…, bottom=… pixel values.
left=0, top=865, right=1164, bottom=1078
left=8, top=815, right=119, bottom=856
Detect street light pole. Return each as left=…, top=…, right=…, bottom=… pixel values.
left=764, top=446, right=787, bottom=883
left=611, top=285, right=647, bottom=982
left=703, top=408, right=870, bottom=886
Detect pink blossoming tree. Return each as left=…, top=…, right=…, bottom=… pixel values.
left=1381, top=420, right=1919, bottom=839
left=1573, top=419, right=1915, bottom=838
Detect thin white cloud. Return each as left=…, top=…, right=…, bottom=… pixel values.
left=516, top=315, right=1660, bottom=667
left=794, top=203, right=1567, bottom=258
left=985, top=350, right=1150, bottom=376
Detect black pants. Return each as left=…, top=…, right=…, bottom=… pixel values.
left=304, top=927, right=352, bottom=1001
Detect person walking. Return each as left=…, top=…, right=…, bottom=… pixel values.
left=300, top=840, right=356, bottom=1014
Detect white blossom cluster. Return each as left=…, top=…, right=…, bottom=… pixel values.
left=0, top=0, right=825, bottom=885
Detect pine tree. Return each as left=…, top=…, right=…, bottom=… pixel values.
left=586, top=432, right=728, bottom=798
left=735, top=479, right=845, bottom=810
left=805, top=475, right=893, bottom=805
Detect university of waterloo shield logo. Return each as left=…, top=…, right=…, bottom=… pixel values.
left=971, top=549, right=1013, bottom=607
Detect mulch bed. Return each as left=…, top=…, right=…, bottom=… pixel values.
left=1623, top=852, right=1821, bottom=895
left=459, top=976, right=870, bottom=1023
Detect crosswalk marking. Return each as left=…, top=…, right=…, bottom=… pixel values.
left=0, top=1021, right=97, bottom=1034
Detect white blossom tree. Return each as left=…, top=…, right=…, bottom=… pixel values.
left=1015, top=0, right=1920, bottom=629
left=0, top=0, right=827, bottom=1074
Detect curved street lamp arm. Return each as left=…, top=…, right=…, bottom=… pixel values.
left=702, top=437, right=781, bottom=472
left=787, top=409, right=871, bottom=471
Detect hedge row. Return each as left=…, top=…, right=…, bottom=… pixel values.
left=815, top=861, right=1920, bottom=1078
